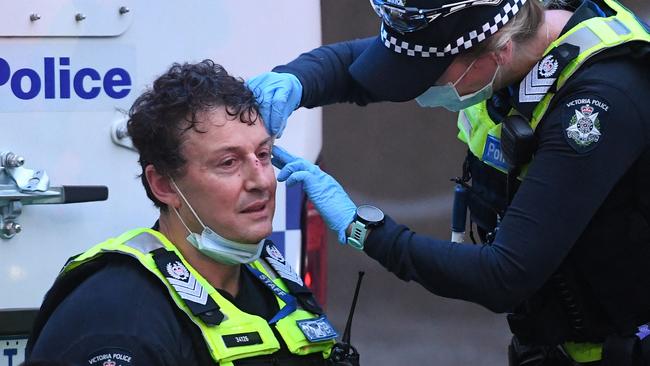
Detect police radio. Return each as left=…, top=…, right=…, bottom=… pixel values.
left=501, top=115, right=537, bottom=203
left=328, top=271, right=364, bottom=366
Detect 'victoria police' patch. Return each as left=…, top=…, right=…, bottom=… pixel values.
left=562, top=97, right=609, bottom=153
left=87, top=348, right=133, bottom=366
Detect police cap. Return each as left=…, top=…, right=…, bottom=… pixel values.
left=349, top=0, right=527, bottom=101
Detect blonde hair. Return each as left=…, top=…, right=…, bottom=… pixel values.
left=459, top=0, right=560, bottom=60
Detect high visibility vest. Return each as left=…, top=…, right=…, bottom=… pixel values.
left=457, top=0, right=650, bottom=177
left=62, top=228, right=335, bottom=366
left=455, top=1, right=650, bottom=362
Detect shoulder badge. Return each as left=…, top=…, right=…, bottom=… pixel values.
left=562, top=97, right=609, bottom=153
left=262, top=241, right=304, bottom=287
left=265, top=244, right=285, bottom=263
left=163, top=260, right=208, bottom=306
left=296, top=316, right=338, bottom=342
left=166, top=261, right=189, bottom=281
left=538, top=54, right=559, bottom=78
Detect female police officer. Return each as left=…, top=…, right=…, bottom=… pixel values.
left=250, top=0, right=650, bottom=364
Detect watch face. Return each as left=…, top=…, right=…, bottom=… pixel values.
left=357, top=205, right=384, bottom=224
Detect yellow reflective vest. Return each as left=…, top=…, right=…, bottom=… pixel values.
left=62, top=228, right=335, bottom=366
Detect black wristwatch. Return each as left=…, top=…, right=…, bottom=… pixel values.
left=347, top=205, right=385, bottom=250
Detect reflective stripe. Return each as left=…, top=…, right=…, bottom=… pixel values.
left=459, top=110, right=473, bottom=140
left=591, top=18, right=631, bottom=46
left=123, top=231, right=163, bottom=253
left=563, top=341, right=603, bottom=363
left=557, top=25, right=601, bottom=53
left=607, top=17, right=632, bottom=36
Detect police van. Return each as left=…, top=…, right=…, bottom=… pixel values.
left=0, top=2, right=327, bottom=365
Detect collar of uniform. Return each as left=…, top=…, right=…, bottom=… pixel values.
left=560, top=0, right=607, bottom=37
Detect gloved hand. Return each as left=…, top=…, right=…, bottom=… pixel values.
left=246, top=72, right=303, bottom=138
left=272, top=145, right=356, bottom=244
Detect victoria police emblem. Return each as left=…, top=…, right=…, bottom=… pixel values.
left=562, top=98, right=609, bottom=153
left=538, top=54, right=559, bottom=78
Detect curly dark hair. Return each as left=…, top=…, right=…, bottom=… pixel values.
left=127, top=59, right=260, bottom=210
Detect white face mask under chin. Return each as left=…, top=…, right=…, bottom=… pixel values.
left=170, top=179, right=265, bottom=265
left=415, top=58, right=500, bottom=112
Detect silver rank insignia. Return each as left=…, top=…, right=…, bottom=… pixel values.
left=164, top=260, right=208, bottom=306
left=264, top=242, right=304, bottom=286
left=296, top=316, right=338, bottom=342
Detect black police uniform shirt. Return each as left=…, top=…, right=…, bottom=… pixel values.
left=274, top=0, right=650, bottom=338
left=27, top=254, right=324, bottom=365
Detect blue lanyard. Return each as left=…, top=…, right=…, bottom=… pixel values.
left=246, top=264, right=297, bottom=324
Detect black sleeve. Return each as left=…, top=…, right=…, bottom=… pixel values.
left=272, top=37, right=385, bottom=107
left=28, top=261, right=199, bottom=365
left=363, top=71, right=649, bottom=313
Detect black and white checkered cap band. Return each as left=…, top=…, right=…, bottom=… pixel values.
left=381, top=0, right=527, bottom=57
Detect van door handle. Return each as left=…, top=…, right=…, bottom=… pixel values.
left=0, top=151, right=109, bottom=239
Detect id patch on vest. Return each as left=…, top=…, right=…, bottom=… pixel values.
left=562, top=97, right=609, bottom=153
left=87, top=348, right=133, bottom=366
left=222, top=331, right=263, bottom=347
left=296, top=316, right=338, bottom=342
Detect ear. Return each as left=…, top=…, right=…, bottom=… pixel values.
left=494, top=39, right=514, bottom=65
left=145, top=165, right=180, bottom=209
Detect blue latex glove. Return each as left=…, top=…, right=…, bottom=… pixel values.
left=246, top=72, right=302, bottom=138
left=272, top=146, right=356, bottom=244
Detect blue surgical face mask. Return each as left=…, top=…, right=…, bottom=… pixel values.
left=170, top=179, right=264, bottom=265
left=415, top=58, right=500, bottom=112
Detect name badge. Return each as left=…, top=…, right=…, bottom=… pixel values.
left=222, top=332, right=263, bottom=347
left=296, top=316, right=338, bottom=343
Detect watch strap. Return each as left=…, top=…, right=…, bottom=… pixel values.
left=347, top=220, right=368, bottom=250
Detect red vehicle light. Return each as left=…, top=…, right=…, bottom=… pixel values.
left=302, top=199, right=328, bottom=308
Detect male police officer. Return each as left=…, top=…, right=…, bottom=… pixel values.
left=251, top=0, right=650, bottom=364
left=26, top=60, right=338, bottom=366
